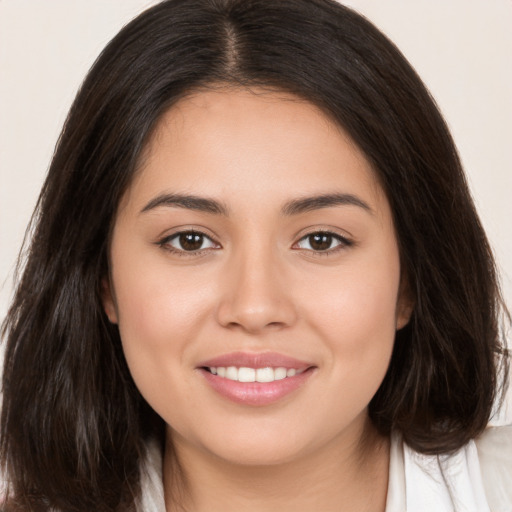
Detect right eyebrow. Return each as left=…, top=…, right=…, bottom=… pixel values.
left=140, top=193, right=229, bottom=216
left=281, top=192, right=373, bottom=216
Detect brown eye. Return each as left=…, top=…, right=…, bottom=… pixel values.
left=180, top=233, right=204, bottom=251
left=308, top=233, right=333, bottom=251
left=295, top=231, right=350, bottom=252
left=165, top=231, right=217, bottom=252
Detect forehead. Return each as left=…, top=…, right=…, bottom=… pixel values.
left=122, top=87, right=385, bottom=215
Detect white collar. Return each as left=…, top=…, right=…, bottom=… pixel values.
left=138, top=428, right=512, bottom=512
left=386, top=432, right=490, bottom=512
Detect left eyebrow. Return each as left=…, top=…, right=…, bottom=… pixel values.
left=140, top=193, right=229, bottom=216
left=281, top=193, right=373, bottom=216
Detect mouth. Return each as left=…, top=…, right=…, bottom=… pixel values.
left=203, top=366, right=306, bottom=382
left=197, top=352, right=316, bottom=406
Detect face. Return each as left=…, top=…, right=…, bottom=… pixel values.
left=103, top=88, right=411, bottom=466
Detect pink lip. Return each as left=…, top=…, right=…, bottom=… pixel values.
left=197, top=352, right=315, bottom=406
left=198, top=351, right=312, bottom=370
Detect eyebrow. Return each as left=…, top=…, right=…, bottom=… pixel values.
left=281, top=193, right=373, bottom=216
left=140, top=192, right=372, bottom=217
left=140, top=193, right=229, bottom=215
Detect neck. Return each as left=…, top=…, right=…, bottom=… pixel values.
left=163, top=417, right=390, bottom=512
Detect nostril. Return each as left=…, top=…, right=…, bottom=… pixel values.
left=215, top=285, right=298, bottom=333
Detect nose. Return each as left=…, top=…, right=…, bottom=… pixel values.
left=215, top=247, right=298, bottom=334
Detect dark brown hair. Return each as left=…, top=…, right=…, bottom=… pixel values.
left=1, top=0, right=509, bottom=510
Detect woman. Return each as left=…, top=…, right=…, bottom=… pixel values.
left=1, top=1, right=510, bottom=511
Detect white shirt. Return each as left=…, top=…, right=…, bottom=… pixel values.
left=138, top=426, right=512, bottom=511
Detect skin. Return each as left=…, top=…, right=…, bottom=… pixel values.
left=103, top=87, right=412, bottom=512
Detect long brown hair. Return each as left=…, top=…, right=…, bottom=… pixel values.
left=1, top=0, right=509, bottom=510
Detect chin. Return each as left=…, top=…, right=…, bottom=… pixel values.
left=209, top=439, right=308, bottom=467
left=171, top=420, right=316, bottom=467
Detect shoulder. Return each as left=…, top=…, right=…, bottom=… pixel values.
left=388, top=427, right=512, bottom=512
left=137, top=437, right=166, bottom=512
left=475, top=425, right=512, bottom=511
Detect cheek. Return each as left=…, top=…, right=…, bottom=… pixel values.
left=302, top=246, right=400, bottom=383
left=114, top=252, right=215, bottom=340
left=114, top=285, right=203, bottom=425
left=307, top=255, right=400, bottom=333
left=110, top=254, right=218, bottom=404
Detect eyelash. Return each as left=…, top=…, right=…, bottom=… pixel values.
left=293, top=231, right=353, bottom=255
left=158, top=230, right=220, bottom=257
left=157, top=230, right=353, bottom=257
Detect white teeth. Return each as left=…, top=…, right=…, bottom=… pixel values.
left=226, top=366, right=238, bottom=380
left=208, top=366, right=303, bottom=382
left=275, top=367, right=287, bottom=380
left=238, top=367, right=256, bottom=382
left=256, top=367, right=274, bottom=382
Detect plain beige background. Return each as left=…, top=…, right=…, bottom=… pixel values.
left=0, top=0, right=511, bottom=422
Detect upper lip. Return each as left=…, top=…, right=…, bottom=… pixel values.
left=197, top=351, right=314, bottom=370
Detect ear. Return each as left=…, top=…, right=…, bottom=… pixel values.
left=101, top=276, right=119, bottom=324
left=396, top=277, right=414, bottom=330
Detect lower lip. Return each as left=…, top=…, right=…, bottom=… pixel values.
left=199, top=368, right=314, bottom=406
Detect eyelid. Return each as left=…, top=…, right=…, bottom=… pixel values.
left=157, top=227, right=222, bottom=256
left=155, top=226, right=354, bottom=257
left=292, top=228, right=354, bottom=254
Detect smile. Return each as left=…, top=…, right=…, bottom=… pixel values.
left=198, top=352, right=315, bottom=406
left=208, top=366, right=304, bottom=382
